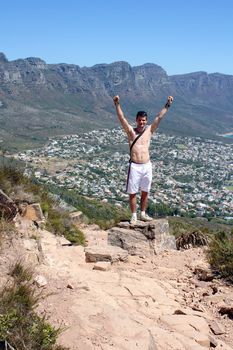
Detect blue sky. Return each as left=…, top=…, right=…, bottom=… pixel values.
left=1, top=0, right=233, bottom=75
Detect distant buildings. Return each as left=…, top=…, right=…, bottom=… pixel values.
left=13, top=128, right=233, bottom=217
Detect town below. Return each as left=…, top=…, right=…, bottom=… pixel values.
left=13, top=128, right=233, bottom=219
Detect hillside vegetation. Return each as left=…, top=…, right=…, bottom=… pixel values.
left=0, top=163, right=130, bottom=232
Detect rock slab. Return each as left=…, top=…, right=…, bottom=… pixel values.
left=108, top=219, right=176, bottom=256
left=85, top=245, right=128, bottom=262
left=22, top=203, right=45, bottom=222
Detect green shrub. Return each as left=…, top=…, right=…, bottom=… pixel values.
left=55, top=189, right=130, bottom=229
left=207, top=231, right=233, bottom=281
left=64, top=226, right=85, bottom=245
left=0, top=262, right=68, bottom=350
left=44, top=206, right=85, bottom=245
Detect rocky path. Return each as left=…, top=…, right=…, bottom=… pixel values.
left=1, top=219, right=233, bottom=350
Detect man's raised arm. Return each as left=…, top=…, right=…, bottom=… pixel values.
left=113, top=95, right=133, bottom=134
left=151, top=96, right=174, bottom=133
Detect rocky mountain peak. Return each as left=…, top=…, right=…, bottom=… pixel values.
left=0, top=52, right=8, bottom=63
left=0, top=52, right=233, bottom=147
left=134, top=62, right=166, bottom=72
left=25, top=57, right=47, bottom=69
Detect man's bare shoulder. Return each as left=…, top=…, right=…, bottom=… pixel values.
left=147, top=124, right=153, bottom=133
left=125, top=124, right=135, bottom=136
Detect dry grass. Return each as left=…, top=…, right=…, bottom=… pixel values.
left=0, top=219, right=16, bottom=248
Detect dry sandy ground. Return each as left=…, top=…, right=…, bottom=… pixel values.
left=0, top=222, right=232, bottom=350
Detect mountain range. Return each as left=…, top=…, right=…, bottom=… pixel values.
left=0, top=52, right=233, bottom=150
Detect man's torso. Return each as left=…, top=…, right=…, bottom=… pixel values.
left=128, top=125, right=152, bottom=163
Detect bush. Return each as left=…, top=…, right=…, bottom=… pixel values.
left=207, top=231, right=233, bottom=281
left=55, top=189, right=130, bottom=229
left=45, top=207, right=85, bottom=245
left=0, top=262, right=68, bottom=350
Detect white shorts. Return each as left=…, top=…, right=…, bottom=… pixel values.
left=126, top=161, right=152, bottom=194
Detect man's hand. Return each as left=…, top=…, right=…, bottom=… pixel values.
left=168, top=96, right=173, bottom=104
left=165, top=96, right=174, bottom=108
left=113, top=95, right=120, bottom=105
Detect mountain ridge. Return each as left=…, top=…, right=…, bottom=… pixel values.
left=0, top=52, right=233, bottom=150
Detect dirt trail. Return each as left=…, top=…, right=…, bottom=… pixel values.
left=1, top=221, right=233, bottom=350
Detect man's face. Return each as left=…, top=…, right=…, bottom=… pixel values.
left=136, top=116, right=147, bottom=129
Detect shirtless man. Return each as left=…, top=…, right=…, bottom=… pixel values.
left=113, top=95, right=174, bottom=224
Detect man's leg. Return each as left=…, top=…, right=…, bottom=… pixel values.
left=130, top=193, right=137, bottom=212
left=140, top=162, right=153, bottom=221
left=140, top=191, right=153, bottom=221
left=140, top=191, right=148, bottom=212
left=127, top=163, right=141, bottom=224
left=129, top=193, right=137, bottom=224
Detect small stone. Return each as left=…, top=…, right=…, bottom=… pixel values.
left=208, top=335, right=218, bottom=348
left=34, top=275, right=47, bottom=288
left=81, top=286, right=90, bottom=291
left=194, top=267, right=215, bottom=281
left=193, top=280, right=210, bottom=288
left=190, top=303, right=205, bottom=312
left=219, top=305, right=233, bottom=318
left=173, top=309, right=187, bottom=315
left=211, top=285, right=218, bottom=294
left=67, top=284, right=74, bottom=289
left=209, top=321, right=225, bottom=335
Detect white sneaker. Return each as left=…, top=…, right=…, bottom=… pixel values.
left=130, top=217, right=137, bottom=225
left=140, top=213, right=153, bottom=222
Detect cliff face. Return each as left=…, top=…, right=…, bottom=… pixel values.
left=0, top=59, right=168, bottom=98
left=0, top=53, right=233, bottom=150
left=170, top=72, right=233, bottom=106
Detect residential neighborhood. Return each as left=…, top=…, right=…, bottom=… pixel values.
left=14, top=128, right=233, bottom=218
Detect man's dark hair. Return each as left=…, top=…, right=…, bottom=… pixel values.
left=136, top=111, right=148, bottom=119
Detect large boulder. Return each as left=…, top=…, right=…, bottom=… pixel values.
left=108, top=219, right=176, bottom=256
left=20, top=203, right=45, bottom=222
